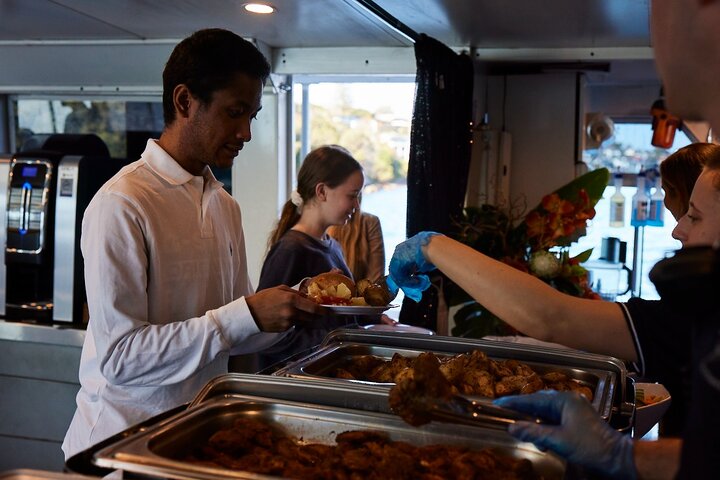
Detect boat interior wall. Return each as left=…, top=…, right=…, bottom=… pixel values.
left=0, top=0, right=663, bottom=287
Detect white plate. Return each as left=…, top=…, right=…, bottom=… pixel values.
left=633, top=382, right=672, bottom=439
left=321, top=304, right=398, bottom=315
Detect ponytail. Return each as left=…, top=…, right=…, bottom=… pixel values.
left=266, top=200, right=301, bottom=252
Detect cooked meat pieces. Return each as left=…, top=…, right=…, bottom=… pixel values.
left=333, top=349, right=594, bottom=402
left=458, top=368, right=495, bottom=398
left=184, top=417, right=542, bottom=479
left=388, top=352, right=454, bottom=426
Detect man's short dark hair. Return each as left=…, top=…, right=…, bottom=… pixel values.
left=162, top=28, right=271, bottom=125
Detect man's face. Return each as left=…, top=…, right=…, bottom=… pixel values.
left=184, top=72, right=264, bottom=172
left=672, top=170, right=720, bottom=247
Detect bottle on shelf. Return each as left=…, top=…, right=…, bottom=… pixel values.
left=609, top=173, right=626, bottom=227
left=631, top=171, right=650, bottom=227
left=647, top=170, right=665, bottom=227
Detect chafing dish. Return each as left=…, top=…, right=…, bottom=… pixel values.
left=90, top=374, right=566, bottom=479
left=0, top=471, right=97, bottom=480
left=273, top=329, right=634, bottom=426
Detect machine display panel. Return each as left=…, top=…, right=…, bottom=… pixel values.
left=21, top=166, right=38, bottom=177
left=10, top=161, right=48, bottom=187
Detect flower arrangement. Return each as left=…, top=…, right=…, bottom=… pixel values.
left=449, top=168, right=610, bottom=338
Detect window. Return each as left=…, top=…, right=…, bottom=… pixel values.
left=575, top=122, right=692, bottom=300
left=12, top=98, right=164, bottom=159
left=292, top=81, right=415, bottom=275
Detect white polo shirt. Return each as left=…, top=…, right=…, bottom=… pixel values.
left=62, top=140, right=284, bottom=458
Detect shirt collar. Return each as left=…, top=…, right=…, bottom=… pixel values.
left=142, top=139, right=224, bottom=191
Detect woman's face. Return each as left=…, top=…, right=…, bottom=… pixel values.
left=321, top=170, right=364, bottom=226
left=672, top=170, right=720, bottom=247
left=661, top=179, right=685, bottom=221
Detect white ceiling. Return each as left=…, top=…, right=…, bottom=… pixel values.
left=0, top=0, right=657, bottom=84
left=0, top=0, right=650, bottom=48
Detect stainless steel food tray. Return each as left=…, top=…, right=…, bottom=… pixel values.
left=273, top=329, right=632, bottom=423
left=93, top=392, right=566, bottom=480
left=0, top=470, right=97, bottom=480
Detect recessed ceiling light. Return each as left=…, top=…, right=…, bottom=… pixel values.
left=244, top=3, right=275, bottom=14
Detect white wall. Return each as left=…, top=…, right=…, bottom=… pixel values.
left=476, top=72, right=581, bottom=211
left=232, top=86, right=289, bottom=288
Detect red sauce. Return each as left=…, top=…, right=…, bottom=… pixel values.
left=320, top=295, right=351, bottom=305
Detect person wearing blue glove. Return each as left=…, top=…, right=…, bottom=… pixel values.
left=387, top=231, right=441, bottom=302
left=495, top=391, right=636, bottom=479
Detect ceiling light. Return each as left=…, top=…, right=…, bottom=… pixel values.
left=244, top=3, right=275, bottom=14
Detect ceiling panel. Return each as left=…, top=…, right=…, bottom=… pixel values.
left=0, top=0, right=657, bottom=85
left=0, top=0, right=412, bottom=47
left=0, top=0, right=652, bottom=49
left=376, top=0, right=651, bottom=49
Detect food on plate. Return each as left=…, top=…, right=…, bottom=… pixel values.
left=361, top=279, right=395, bottom=306
left=303, top=272, right=395, bottom=307
left=635, top=392, right=666, bottom=407
left=184, top=416, right=542, bottom=479
left=335, top=349, right=594, bottom=401
left=304, top=272, right=356, bottom=305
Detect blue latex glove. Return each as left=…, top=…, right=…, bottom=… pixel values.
left=388, top=231, right=441, bottom=302
left=494, top=391, right=636, bottom=480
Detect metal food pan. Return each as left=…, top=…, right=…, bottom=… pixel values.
left=273, top=330, right=629, bottom=422
left=93, top=395, right=566, bottom=480
left=0, top=471, right=97, bottom=480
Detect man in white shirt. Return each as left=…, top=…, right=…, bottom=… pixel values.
left=62, top=28, right=324, bottom=459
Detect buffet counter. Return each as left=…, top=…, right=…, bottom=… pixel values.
left=0, top=321, right=86, bottom=472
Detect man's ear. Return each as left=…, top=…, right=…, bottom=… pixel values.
left=173, top=84, right=193, bottom=119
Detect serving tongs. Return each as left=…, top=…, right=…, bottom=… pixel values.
left=428, top=394, right=546, bottom=429
left=388, top=351, right=547, bottom=430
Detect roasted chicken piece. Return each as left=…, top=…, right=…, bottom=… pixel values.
left=457, top=369, right=495, bottom=398
left=388, top=352, right=453, bottom=426
left=369, top=352, right=412, bottom=382
left=186, top=416, right=542, bottom=479
left=332, top=348, right=594, bottom=402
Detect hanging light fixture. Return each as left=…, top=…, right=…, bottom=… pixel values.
left=243, top=3, right=275, bottom=14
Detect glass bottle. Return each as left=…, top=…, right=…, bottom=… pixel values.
left=647, top=172, right=665, bottom=227
left=609, top=173, right=626, bottom=228
left=631, top=172, right=650, bottom=227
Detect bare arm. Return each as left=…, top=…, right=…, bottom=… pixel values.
left=423, top=235, right=638, bottom=361
left=634, top=438, right=682, bottom=479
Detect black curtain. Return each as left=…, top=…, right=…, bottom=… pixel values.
left=399, top=34, right=474, bottom=330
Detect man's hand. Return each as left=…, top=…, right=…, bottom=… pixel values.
left=495, top=391, right=636, bottom=480
left=246, top=285, right=326, bottom=332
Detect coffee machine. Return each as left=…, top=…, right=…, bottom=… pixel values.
left=4, top=134, right=125, bottom=323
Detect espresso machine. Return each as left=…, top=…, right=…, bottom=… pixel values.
left=4, top=134, right=125, bottom=323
